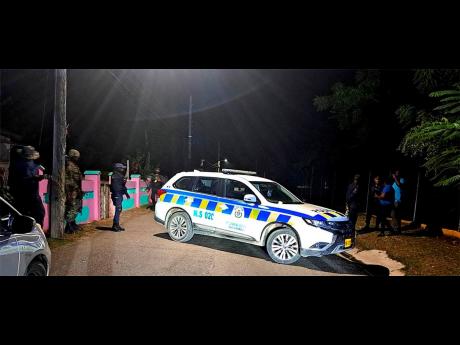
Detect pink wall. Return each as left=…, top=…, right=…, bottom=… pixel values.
left=38, top=166, right=49, bottom=233
left=36, top=169, right=147, bottom=233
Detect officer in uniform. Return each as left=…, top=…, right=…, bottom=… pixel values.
left=345, top=174, right=361, bottom=231
left=15, top=146, right=47, bottom=227
left=64, top=149, right=83, bottom=234
left=110, top=163, right=130, bottom=232
left=151, top=167, right=166, bottom=208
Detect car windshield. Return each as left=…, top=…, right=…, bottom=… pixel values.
left=250, top=182, right=303, bottom=204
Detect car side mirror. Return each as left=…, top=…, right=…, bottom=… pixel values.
left=244, top=194, right=257, bottom=203
left=12, top=215, right=36, bottom=234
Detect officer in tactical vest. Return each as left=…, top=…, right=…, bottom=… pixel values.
left=110, top=163, right=130, bottom=232
left=65, top=149, right=83, bottom=234
left=15, top=146, right=47, bottom=227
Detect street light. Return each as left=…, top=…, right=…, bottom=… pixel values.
left=200, top=158, right=229, bottom=172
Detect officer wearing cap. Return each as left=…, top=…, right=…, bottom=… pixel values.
left=15, top=146, right=47, bottom=227
left=110, top=163, right=130, bottom=232
left=64, top=149, right=83, bottom=234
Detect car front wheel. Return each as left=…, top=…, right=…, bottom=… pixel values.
left=266, top=228, right=301, bottom=265
left=167, top=211, right=194, bottom=243
left=26, top=261, right=47, bottom=276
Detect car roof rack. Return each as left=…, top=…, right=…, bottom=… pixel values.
left=221, top=169, right=257, bottom=176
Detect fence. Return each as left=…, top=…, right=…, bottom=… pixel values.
left=38, top=169, right=150, bottom=234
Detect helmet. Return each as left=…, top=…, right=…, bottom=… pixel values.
left=113, top=163, right=127, bottom=170
left=22, top=146, right=40, bottom=160
left=68, top=149, right=80, bottom=159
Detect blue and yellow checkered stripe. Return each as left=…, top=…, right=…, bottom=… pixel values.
left=158, top=190, right=335, bottom=224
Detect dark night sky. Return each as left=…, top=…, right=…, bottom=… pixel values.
left=0, top=69, right=354, bottom=181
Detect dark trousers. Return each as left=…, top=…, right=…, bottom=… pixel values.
left=347, top=202, right=359, bottom=230
left=19, top=195, right=45, bottom=228
left=111, top=194, right=123, bottom=225
left=391, top=201, right=402, bottom=231
left=376, top=204, right=392, bottom=231
left=365, top=200, right=380, bottom=227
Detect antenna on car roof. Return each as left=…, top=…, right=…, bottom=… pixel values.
left=221, top=169, right=257, bottom=176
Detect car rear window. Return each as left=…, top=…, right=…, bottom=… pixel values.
left=192, top=177, right=224, bottom=196
left=173, top=177, right=196, bottom=191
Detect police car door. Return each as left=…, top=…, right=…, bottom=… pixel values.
left=218, top=179, right=264, bottom=242
left=0, top=203, right=20, bottom=276
left=189, top=176, right=223, bottom=231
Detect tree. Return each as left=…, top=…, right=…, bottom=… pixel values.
left=400, top=85, right=460, bottom=187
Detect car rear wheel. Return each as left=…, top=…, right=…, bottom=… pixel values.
left=167, top=211, right=194, bottom=243
left=266, top=228, right=301, bottom=265
left=26, top=261, right=47, bottom=276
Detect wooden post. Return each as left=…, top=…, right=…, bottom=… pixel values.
left=50, top=69, right=67, bottom=239
left=412, top=171, right=421, bottom=223
left=365, top=170, right=371, bottom=215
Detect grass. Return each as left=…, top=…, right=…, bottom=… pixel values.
left=355, top=214, right=460, bottom=275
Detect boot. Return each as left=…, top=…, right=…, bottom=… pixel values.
left=112, top=223, right=123, bottom=232
left=118, top=224, right=125, bottom=231
left=64, top=222, right=74, bottom=234
left=71, top=221, right=81, bottom=232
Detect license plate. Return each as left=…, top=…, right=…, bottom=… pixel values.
left=344, top=238, right=352, bottom=248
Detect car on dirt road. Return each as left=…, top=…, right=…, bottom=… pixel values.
left=154, top=169, right=355, bottom=265
left=0, top=196, right=51, bottom=276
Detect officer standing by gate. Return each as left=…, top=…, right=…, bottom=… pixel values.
left=64, top=149, right=83, bottom=234
left=110, top=163, right=130, bottom=232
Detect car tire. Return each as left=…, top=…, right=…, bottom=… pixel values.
left=26, top=261, right=47, bottom=276
left=266, top=228, right=301, bottom=265
left=167, top=211, right=194, bottom=243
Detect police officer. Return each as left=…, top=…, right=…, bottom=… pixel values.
left=151, top=167, right=166, bottom=209
left=110, top=163, right=130, bottom=232
left=7, top=145, right=25, bottom=204
left=64, top=149, right=83, bottom=234
left=15, top=146, right=47, bottom=227
left=345, top=174, right=361, bottom=231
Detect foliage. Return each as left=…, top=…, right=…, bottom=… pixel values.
left=313, top=70, right=380, bottom=131
left=400, top=85, right=460, bottom=187
left=413, top=69, right=460, bottom=94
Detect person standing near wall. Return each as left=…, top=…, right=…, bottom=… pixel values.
left=64, top=149, right=83, bottom=234
left=110, top=163, right=130, bottom=232
left=150, top=167, right=166, bottom=209
left=15, top=146, right=47, bottom=227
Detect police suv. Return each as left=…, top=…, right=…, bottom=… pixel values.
left=154, top=169, right=355, bottom=265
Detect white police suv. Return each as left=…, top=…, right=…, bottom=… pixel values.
left=154, top=169, right=355, bottom=265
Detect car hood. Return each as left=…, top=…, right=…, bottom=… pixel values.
left=264, top=202, right=348, bottom=221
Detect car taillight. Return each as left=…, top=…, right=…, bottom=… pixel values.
left=156, top=189, right=166, bottom=197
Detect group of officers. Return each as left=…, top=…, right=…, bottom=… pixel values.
left=345, top=170, right=406, bottom=236
left=8, top=145, right=165, bottom=234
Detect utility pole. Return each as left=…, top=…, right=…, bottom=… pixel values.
left=188, top=96, right=192, bottom=170
left=50, top=69, right=67, bottom=239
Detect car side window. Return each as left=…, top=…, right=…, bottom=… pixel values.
left=173, top=176, right=196, bottom=191
left=224, top=179, right=257, bottom=202
left=192, top=177, right=224, bottom=196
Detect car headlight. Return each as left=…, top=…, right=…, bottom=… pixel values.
left=303, top=218, right=328, bottom=229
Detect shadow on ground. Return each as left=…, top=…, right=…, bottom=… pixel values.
left=96, top=226, right=115, bottom=231
left=154, top=233, right=389, bottom=276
